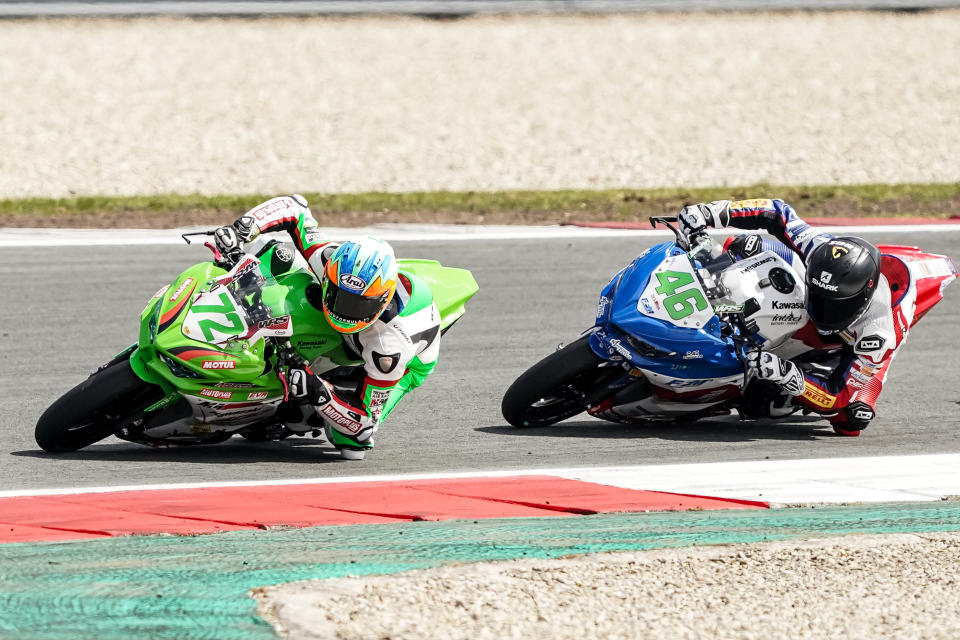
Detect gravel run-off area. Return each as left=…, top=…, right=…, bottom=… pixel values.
left=1, top=11, right=959, bottom=199
left=255, top=532, right=960, bottom=640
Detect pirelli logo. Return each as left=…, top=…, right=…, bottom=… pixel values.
left=802, top=381, right=836, bottom=409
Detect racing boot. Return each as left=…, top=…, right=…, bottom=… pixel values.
left=324, top=423, right=373, bottom=460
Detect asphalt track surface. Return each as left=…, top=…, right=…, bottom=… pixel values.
left=3, top=230, right=959, bottom=492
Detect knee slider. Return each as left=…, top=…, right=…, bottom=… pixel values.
left=844, top=401, right=875, bottom=431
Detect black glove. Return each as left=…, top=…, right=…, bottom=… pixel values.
left=727, top=233, right=763, bottom=259
left=288, top=369, right=332, bottom=406
left=213, top=225, right=244, bottom=264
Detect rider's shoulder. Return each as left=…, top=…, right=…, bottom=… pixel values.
left=840, top=279, right=899, bottom=360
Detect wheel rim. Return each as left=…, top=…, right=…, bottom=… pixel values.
left=522, top=368, right=620, bottom=425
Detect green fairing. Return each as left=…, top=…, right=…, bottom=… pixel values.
left=128, top=248, right=478, bottom=430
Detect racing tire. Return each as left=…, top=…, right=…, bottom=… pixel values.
left=501, top=335, right=612, bottom=428
left=35, top=359, right=165, bottom=453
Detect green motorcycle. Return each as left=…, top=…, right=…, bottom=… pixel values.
left=35, top=233, right=479, bottom=453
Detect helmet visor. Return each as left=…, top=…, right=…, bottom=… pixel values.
left=806, top=289, right=869, bottom=332
left=323, top=282, right=389, bottom=324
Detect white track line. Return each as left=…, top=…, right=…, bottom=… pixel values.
left=3, top=453, right=959, bottom=506
left=3, top=223, right=960, bottom=247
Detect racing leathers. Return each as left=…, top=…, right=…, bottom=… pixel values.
left=221, top=195, right=441, bottom=457
left=683, top=198, right=919, bottom=436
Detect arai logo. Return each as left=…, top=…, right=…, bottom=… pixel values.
left=339, top=273, right=367, bottom=290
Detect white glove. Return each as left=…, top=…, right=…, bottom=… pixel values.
left=678, top=200, right=732, bottom=239
left=746, top=349, right=804, bottom=397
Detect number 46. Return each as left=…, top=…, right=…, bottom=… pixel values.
left=654, top=270, right=708, bottom=321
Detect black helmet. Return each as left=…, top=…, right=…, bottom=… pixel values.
left=805, top=237, right=882, bottom=332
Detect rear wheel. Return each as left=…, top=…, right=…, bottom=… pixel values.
left=501, top=335, right=618, bottom=427
left=35, top=360, right=165, bottom=453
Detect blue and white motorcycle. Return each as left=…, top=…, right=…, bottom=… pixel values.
left=501, top=217, right=816, bottom=427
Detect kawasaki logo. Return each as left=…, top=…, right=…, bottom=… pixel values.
left=771, top=301, right=804, bottom=309
left=201, top=360, right=236, bottom=369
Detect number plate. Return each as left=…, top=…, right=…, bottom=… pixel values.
left=182, top=287, right=249, bottom=344
left=637, top=255, right=713, bottom=329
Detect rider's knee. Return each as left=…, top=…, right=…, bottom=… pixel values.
left=832, top=401, right=875, bottom=436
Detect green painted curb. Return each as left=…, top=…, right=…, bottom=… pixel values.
left=2, top=501, right=960, bottom=639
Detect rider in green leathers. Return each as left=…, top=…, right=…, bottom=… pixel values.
left=215, top=195, right=441, bottom=459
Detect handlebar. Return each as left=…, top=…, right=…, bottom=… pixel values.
left=650, top=216, right=763, bottom=377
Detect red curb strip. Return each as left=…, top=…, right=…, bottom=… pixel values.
left=572, top=217, right=960, bottom=229
left=0, top=476, right=767, bottom=543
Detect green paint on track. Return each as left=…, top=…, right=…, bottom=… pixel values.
left=2, top=501, right=960, bottom=639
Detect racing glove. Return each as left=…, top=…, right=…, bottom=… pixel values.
left=213, top=225, right=244, bottom=264
left=678, top=200, right=732, bottom=240
left=288, top=368, right=333, bottom=406
left=746, top=349, right=804, bottom=397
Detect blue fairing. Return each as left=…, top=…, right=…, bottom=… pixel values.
left=589, top=241, right=742, bottom=380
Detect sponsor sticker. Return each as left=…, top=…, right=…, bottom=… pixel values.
left=771, top=312, right=804, bottom=325
left=608, top=339, right=632, bottom=360
left=737, top=256, right=775, bottom=274
left=169, top=278, right=195, bottom=302
left=856, top=335, right=885, bottom=352
left=199, top=388, right=232, bottom=400
left=320, top=404, right=362, bottom=434
left=258, top=316, right=291, bottom=331
left=339, top=273, right=367, bottom=290
left=801, top=381, right=835, bottom=409
left=771, top=300, right=804, bottom=310
left=248, top=391, right=269, bottom=401
left=682, top=350, right=702, bottom=359
left=597, top=295, right=610, bottom=317
left=201, top=360, right=237, bottom=369
left=811, top=271, right=839, bottom=292
left=713, top=303, right=744, bottom=314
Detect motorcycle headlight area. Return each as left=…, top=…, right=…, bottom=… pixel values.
left=159, top=353, right=205, bottom=379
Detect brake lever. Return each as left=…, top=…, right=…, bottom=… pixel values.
left=181, top=230, right=215, bottom=244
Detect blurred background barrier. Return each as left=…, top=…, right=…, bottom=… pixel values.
left=2, top=0, right=960, bottom=18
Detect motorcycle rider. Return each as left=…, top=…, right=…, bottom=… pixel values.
left=679, top=198, right=913, bottom=437
left=214, top=195, right=441, bottom=459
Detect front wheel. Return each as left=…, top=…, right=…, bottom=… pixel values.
left=501, top=335, right=615, bottom=427
left=35, top=360, right=165, bottom=453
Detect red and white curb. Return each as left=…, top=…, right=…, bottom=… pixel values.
left=1, top=454, right=958, bottom=544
